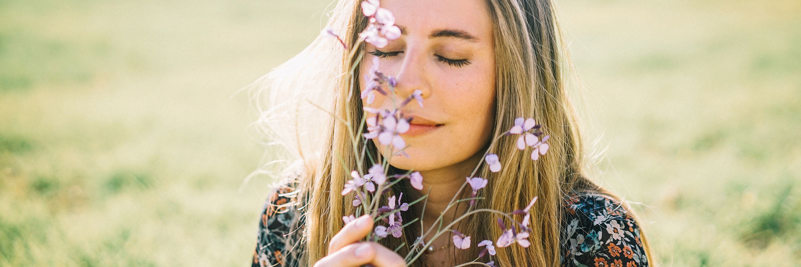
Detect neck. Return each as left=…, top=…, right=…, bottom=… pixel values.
left=405, top=151, right=482, bottom=230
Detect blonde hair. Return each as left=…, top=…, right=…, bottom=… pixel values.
left=252, top=0, right=652, bottom=265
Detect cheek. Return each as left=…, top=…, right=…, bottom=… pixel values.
left=444, top=65, right=495, bottom=123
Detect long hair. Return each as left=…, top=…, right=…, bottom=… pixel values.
left=252, top=0, right=653, bottom=265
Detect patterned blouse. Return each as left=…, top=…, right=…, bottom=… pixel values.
left=251, top=185, right=649, bottom=267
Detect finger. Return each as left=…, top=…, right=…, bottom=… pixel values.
left=315, top=242, right=406, bottom=267
left=328, top=215, right=373, bottom=254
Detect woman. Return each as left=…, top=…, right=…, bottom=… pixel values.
left=251, top=0, right=652, bottom=266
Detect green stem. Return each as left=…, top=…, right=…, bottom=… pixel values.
left=406, top=209, right=518, bottom=265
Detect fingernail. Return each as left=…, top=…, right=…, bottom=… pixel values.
left=355, top=243, right=371, bottom=258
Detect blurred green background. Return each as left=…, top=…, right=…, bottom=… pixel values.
left=0, top=0, right=799, bottom=266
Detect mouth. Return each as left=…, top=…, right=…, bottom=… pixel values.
left=403, top=116, right=443, bottom=136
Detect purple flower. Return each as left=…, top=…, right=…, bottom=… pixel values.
left=410, top=171, right=423, bottom=190
left=364, top=108, right=410, bottom=151
left=381, top=194, right=408, bottom=238
left=508, top=117, right=538, bottom=150
left=353, top=195, right=362, bottom=207
left=387, top=223, right=402, bottom=238
left=400, top=89, right=425, bottom=108
left=509, top=117, right=535, bottom=135
left=521, top=213, right=531, bottom=231
left=485, top=154, right=501, bottom=173
left=466, top=177, right=487, bottom=206
left=374, top=7, right=394, bottom=25
left=365, top=164, right=387, bottom=186
left=361, top=0, right=379, bottom=16
left=374, top=225, right=388, bottom=238
left=478, top=240, right=496, bottom=256
left=508, top=117, right=551, bottom=160
left=524, top=196, right=538, bottom=212
left=496, top=228, right=514, bottom=248
left=466, top=177, right=488, bottom=192
left=451, top=230, right=471, bottom=249
left=412, top=89, right=424, bottom=107
left=342, top=170, right=366, bottom=195
left=342, top=215, right=356, bottom=224
left=362, top=25, right=388, bottom=48
left=496, top=227, right=531, bottom=248
left=379, top=115, right=409, bottom=149
left=362, top=57, right=388, bottom=104
left=358, top=0, right=401, bottom=48
left=515, top=231, right=531, bottom=247
left=530, top=135, right=550, bottom=161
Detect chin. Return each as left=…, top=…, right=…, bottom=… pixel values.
left=384, top=149, right=435, bottom=171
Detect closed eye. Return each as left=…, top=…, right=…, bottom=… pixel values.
left=369, top=49, right=402, bottom=58
left=436, top=55, right=471, bottom=68
left=369, top=49, right=471, bottom=68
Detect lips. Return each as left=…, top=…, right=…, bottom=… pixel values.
left=403, top=116, right=443, bottom=136
left=408, top=116, right=443, bottom=127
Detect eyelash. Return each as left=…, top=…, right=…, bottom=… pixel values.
left=368, top=50, right=471, bottom=68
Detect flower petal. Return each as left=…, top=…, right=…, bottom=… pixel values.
left=496, top=229, right=515, bottom=247
left=390, top=225, right=403, bottom=238
left=524, top=133, right=539, bottom=146
left=367, top=35, right=388, bottom=48
left=374, top=225, right=388, bottom=238
left=539, top=143, right=549, bottom=155
left=523, top=118, right=536, bottom=131
left=378, top=131, right=393, bottom=145
left=392, top=135, right=406, bottom=150
left=374, top=8, right=395, bottom=25
left=517, top=135, right=526, bottom=150
left=369, top=164, right=386, bottom=185
left=410, top=171, right=424, bottom=190
left=466, top=177, right=487, bottom=191
left=412, top=89, right=424, bottom=107
left=364, top=181, right=375, bottom=192
left=396, top=118, right=410, bottom=133
left=531, top=149, right=540, bottom=160
left=524, top=196, right=538, bottom=211
left=509, top=125, right=523, bottom=135
left=382, top=25, right=401, bottom=40
left=360, top=0, right=378, bottom=17
left=343, top=215, right=356, bottom=224
left=485, top=154, right=499, bottom=164
left=383, top=116, right=396, bottom=131
left=453, top=235, right=471, bottom=249
left=486, top=154, right=501, bottom=173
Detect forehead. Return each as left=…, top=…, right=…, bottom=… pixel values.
left=379, top=0, right=493, bottom=40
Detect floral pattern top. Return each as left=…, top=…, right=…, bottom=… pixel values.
left=251, top=185, right=649, bottom=267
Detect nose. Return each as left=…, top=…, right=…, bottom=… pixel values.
left=392, top=46, right=431, bottom=102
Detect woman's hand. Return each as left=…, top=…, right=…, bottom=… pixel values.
left=314, top=215, right=407, bottom=267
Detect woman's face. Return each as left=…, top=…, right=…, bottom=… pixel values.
left=359, top=0, right=496, bottom=173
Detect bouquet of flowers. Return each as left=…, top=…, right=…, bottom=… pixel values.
left=326, top=0, right=550, bottom=265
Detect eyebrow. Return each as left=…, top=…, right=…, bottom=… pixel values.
left=397, top=25, right=479, bottom=42
left=431, top=29, right=478, bottom=41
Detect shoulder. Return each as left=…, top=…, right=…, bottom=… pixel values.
left=252, top=180, right=304, bottom=267
left=560, top=192, right=650, bottom=266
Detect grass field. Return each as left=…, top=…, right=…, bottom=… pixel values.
left=1, top=0, right=799, bottom=266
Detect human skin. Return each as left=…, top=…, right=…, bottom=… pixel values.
left=317, top=0, right=496, bottom=266
left=360, top=0, right=496, bottom=225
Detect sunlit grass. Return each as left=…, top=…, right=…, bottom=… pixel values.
left=1, top=0, right=799, bottom=266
